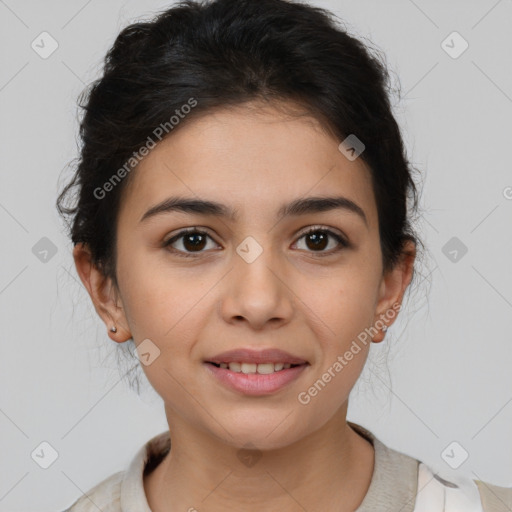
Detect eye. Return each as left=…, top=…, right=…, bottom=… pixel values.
left=293, top=226, right=349, bottom=255
left=162, top=226, right=350, bottom=258
left=162, top=228, right=219, bottom=258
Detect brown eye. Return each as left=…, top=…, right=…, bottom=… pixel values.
left=163, top=229, right=218, bottom=257
left=295, top=227, right=349, bottom=255
left=304, top=231, right=329, bottom=251
left=181, top=232, right=207, bottom=251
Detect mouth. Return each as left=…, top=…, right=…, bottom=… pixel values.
left=206, top=361, right=305, bottom=374
left=203, top=348, right=310, bottom=395
left=205, top=348, right=308, bottom=366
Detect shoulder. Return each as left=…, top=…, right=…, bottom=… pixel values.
left=62, top=470, right=124, bottom=512
left=61, top=430, right=170, bottom=512
left=348, top=422, right=512, bottom=512
left=415, top=462, right=512, bottom=512
left=475, top=479, right=512, bottom=512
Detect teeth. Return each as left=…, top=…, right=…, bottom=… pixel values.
left=229, top=362, right=241, bottom=372
left=256, top=363, right=275, bottom=374
left=241, top=363, right=257, bottom=374
left=221, top=362, right=297, bottom=373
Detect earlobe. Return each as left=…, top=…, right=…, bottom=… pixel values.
left=72, top=242, right=132, bottom=343
left=372, top=240, right=416, bottom=342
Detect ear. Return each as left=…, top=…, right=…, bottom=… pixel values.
left=72, top=242, right=132, bottom=343
left=372, top=239, right=416, bottom=341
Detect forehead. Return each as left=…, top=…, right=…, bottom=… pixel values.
left=119, top=102, right=377, bottom=227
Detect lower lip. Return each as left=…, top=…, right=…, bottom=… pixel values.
left=204, top=362, right=308, bottom=395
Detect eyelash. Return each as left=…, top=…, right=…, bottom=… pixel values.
left=162, top=226, right=350, bottom=259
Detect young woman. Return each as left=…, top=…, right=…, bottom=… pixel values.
left=57, top=0, right=512, bottom=510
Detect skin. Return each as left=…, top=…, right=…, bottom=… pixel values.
left=74, top=100, right=416, bottom=512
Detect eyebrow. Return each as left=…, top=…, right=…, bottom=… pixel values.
left=139, top=195, right=368, bottom=227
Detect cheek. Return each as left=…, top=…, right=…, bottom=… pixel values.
left=121, top=279, right=208, bottom=410
left=299, top=269, right=380, bottom=348
left=117, top=245, right=211, bottom=341
left=117, top=266, right=216, bottom=406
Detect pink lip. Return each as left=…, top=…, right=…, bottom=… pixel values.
left=204, top=362, right=308, bottom=395
left=205, top=348, right=307, bottom=365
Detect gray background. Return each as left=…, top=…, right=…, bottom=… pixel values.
left=1, top=0, right=511, bottom=510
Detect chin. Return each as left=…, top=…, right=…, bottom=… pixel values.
left=211, top=409, right=306, bottom=450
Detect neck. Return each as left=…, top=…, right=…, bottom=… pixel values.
left=144, top=404, right=374, bottom=512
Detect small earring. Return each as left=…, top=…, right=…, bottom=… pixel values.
left=110, top=326, right=117, bottom=333
left=372, top=325, right=387, bottom=343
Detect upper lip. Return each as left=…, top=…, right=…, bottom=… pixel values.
left=205, top=348, right=308, bottom=365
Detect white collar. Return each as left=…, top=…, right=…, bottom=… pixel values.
left=414, top=462, right=484, bottom=511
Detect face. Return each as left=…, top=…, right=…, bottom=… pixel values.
left=75, top=100, right=414, bottom=450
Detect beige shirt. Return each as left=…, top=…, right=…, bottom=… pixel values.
left=63, top=421, right=512, bottom=511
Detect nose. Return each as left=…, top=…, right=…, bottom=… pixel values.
left=219, top=239, right=294, bottom=331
